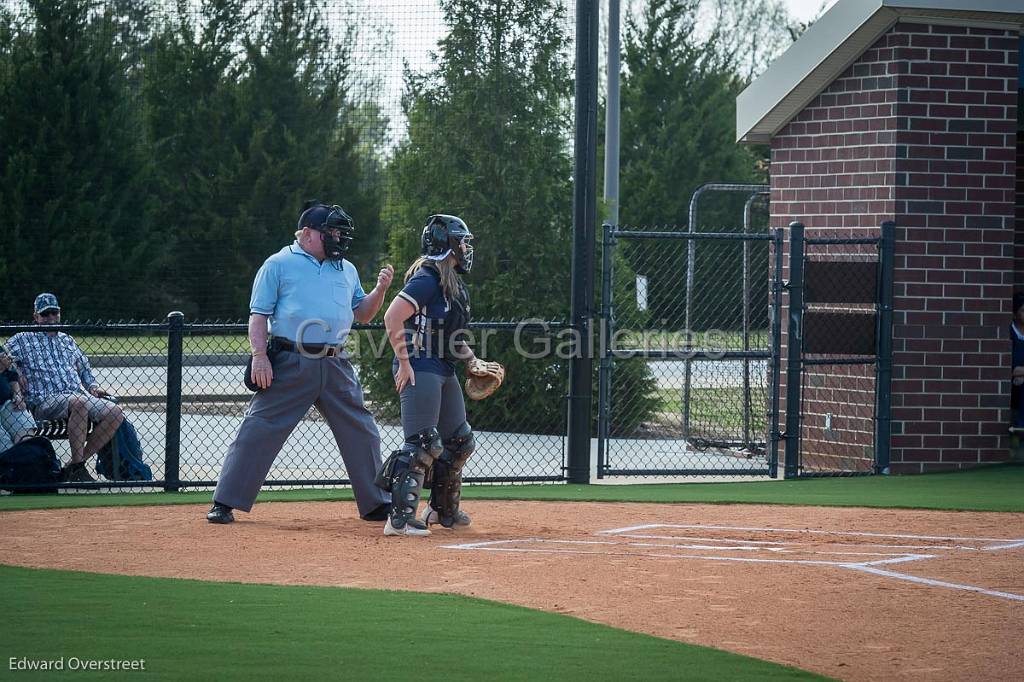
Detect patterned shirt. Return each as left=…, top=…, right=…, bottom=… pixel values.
left=4, top=332, right=98, bottom=408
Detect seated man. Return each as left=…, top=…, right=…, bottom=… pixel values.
left=5, top=293, right=123, bottom=482
left=0, top=345, right=36, bottom=452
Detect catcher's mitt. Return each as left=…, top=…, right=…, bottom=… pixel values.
left=465, top=358, right=505, bottom=401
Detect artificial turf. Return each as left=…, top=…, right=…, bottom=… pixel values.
left=0, top=463, right=1020, bottom=512
left=0, top=565, right=828, bottom=681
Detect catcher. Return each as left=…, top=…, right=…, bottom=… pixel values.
left=377, top=214, right=504, bottom=537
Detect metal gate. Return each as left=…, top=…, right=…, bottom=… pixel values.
left=780, top=222, right=895, bottom=477
left=596, top=222, right=784, bottom=478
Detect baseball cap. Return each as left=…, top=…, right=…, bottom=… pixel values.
left=297, top=203, right=353, bottom=232
left=34, top=292, right=60, bottom=314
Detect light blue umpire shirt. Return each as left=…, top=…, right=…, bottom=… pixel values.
left=249, top=241, right=367, bottom=345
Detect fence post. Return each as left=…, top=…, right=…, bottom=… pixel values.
left=783, top=223, right=805, bottom=479
left=874, top=221, right=895, bottom=474
left=769, top=228, right=785, bottom=478
left=741, top=192, right=770, bottom=449
left=596, top=223, right=615, bottom=479
left=165, top=311, right=184, bottom=492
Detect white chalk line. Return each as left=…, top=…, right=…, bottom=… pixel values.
left=442, top=538, right=936, bottom=564
left=613, top=533, right=987, bottom=552
left=615, top=533, right=793, bottom=546
left=598, top=523, right=1024, bottom=546
left=623, top=541, right=922, bottom=557
left=443, top=524, right=1024, bottom=603
left=440, top=540, right=926, bottom=567
left=983, top=540, right=1024, bottom=551
left=845, top=565, right=1024, bottom=602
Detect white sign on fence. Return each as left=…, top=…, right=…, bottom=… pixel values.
left=636, top=274, right=648, bottom=311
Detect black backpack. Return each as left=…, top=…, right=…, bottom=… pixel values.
left=0, top=436, right=61, bottom=494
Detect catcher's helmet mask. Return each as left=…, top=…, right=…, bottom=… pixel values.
left=421, top=214, right=474, bottom=274
left=298, top=202, right=355, bottom=261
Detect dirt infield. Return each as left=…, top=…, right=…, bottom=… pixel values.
left=2, top=500, right=1022, bottom=681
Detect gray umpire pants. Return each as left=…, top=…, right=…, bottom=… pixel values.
left=213, top=351, right=390, bottom=515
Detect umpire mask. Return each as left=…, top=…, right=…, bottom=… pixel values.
left=299, top=203, right=355, bottom=260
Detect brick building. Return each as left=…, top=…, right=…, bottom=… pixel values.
left=736, top=1, right=1024, bottom=473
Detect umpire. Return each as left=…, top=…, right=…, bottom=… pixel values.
left=206, top=202, right=393, bottom=524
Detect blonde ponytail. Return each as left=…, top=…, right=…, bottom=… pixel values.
left=404, top=256, right=463, bottom=303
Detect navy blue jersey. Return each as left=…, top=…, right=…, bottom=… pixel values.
left=395, top=264, right=470, bottom=376
left=1012, top=323, right=1024, bottom=370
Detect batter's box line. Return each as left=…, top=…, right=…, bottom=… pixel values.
left=441, top=532, right=1024, bottom=603
left=440, top=538, right=937, bottom=568
left=843, top=564, right=1024, bottom=603
left=596, top=532, right=986, bottom=552
left=598, top=524, right=1024, bottom=552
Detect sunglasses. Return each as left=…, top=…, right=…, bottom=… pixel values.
left=37, top=309, right=60, bottom=317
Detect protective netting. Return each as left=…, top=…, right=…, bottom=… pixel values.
left=0, top=0, right=575, bottom=492
left=0, top=0, right=820, bottom=491
left=0, top=0, right=576, bottom=320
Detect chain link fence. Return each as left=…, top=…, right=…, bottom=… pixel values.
left=1, top=1, right=897, bottom=489
left=0, top=0, right=578, bottom=493
left=783, top=224, right=895, bottom=477
left=597, top=223, right=779, bottom=477
left=0, top=318, right=568, bottom=493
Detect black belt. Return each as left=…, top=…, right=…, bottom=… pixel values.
left=271, top=337, right=341, bottom=357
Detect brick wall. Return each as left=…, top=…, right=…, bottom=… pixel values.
left=770, top=22, right=1019, bottom=474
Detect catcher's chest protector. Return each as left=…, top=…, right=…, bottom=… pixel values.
left=404, top=267, right=471, bottom=359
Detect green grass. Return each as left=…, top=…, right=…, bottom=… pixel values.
left=462, top=465, right=1023, bottom=512
left=0, top=565, right=827, bottom=681
left=656, top=386, right=768, bottom=432
left=617, top=329, right=770, bottom=350
left=73, top=335, right=246, bottom=356
left=1, top=464, right=1021, bottom=512
left=2, top=469, right=1019, bottom=681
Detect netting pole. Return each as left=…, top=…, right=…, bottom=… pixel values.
left=603, top=0, right=620, bottom=227
left=567, top=0, right=600, bottom=484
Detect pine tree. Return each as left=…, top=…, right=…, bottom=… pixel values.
left=142, top=0, right=383, bottom=318
left=0, top=0, right=159, bottom=321
left=141, top=0, right=250, bottom=318
left=617, top=0, right=784, bottom=332
left=360, top=0, right=657, bottom=435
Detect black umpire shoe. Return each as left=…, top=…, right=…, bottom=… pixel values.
left=360, top=503, right=392, bottom=522
left=206, top=502, right=234, bottom=524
